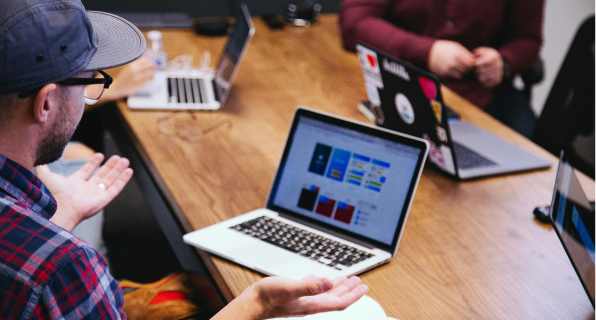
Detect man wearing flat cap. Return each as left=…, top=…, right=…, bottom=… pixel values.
left=0, top=0, right=367, bottom=318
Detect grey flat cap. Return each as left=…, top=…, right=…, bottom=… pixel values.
left=0, top=0, right=145, bottom=94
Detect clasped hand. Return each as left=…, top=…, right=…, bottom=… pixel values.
left=428, top=40, right=504, bottom=88
left=37, top=153, right=133, bottom=231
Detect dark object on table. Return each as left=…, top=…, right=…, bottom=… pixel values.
left=284, top=1, right=321, bottom=26
left=533, top=205, right=551, bottom=224
left=193, top=17, right=231, bottom=36
left=262, top=14, right=285, bottom=29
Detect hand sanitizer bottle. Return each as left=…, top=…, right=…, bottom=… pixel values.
left=146, top=30, right=168, bottom=70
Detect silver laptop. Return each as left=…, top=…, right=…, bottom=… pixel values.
left=127, top=4, right=254, bottom=110
left=356, top=43, right=551, bottom=180
left=184, top=107, right=429, bottom=279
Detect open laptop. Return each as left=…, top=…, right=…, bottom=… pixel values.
left=127, top=3, right=254, bottom=110
left=356, top=43, right=551, bottom=180
left=184, top=107, right=429, bottom=279
left=550, top=152, right=595, bottom=307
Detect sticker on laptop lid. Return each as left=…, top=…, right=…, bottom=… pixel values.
left=436, top=125, right=448, bottom=143
left=431, top=100, right=442, bottom=123
left=365, top=82, right=381, bottom=107
left=395, top=93, right=414, bottom=124
left=356, top=45, right=384, bottom=89
left=419, top=76, right=442, bottom=122
left=423, top=134, right=455, bottom=175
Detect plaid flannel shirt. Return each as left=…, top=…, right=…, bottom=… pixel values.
left=0, top=154, right=125, bottom=319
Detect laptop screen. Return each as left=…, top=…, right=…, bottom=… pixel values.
left=268, top=110, right=425, bottom=248
left=551, top=155, right=595, bottom=305
left=214, top=4, right=254, bottom=105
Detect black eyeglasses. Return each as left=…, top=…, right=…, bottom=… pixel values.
left=17, top=70, right=113, bottom=101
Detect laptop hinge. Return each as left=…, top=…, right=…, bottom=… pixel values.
left=277, top=212, right=376, bottom=250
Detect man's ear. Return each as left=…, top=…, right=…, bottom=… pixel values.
left=32, top=83, right=59, bottom=124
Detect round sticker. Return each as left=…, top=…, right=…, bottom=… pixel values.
left=395, top=93, right=414, bottom=124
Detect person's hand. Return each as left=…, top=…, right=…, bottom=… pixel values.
left=36, top=154, right=133, bottom=231
left=236, top=275, right=369, bottom=320
left=473, top=47, right=504, bottom=88
left=428, top=40, right=475, bottom=79
left=97, top=56, right=157, bottom=105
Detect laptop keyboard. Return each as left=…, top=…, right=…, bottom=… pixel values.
left=453, top=141, right=497, bottom=169
left=230, top=216, right=375, bottom=270
left=167, top=77, right=208, bottom=104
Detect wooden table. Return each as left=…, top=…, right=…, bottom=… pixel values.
left=108, top=15, right=595, bottom=319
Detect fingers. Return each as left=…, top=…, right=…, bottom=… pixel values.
left=328, top=276, right=361, bottom=296
left=71, top=153, right=104, bottom=180
left=299, top=281, right=369, bottom=314
left=105, top=168, right=133, bottom=199
left=100, top=157, right=131, bottom=187
left=292, top=277, right=334, bottom=298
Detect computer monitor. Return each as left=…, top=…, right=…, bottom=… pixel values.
left=550, top=152, right=595, bottom=306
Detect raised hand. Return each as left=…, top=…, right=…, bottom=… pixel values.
left=37, top=153, right=133, bottom=231
left=96, top=56, right=157, bottom=105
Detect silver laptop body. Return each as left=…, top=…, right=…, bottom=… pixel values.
left=184, top=107, right=429, bottom=280
left=127, top=4, right=254, bottom=110
left=355, top=43, right=550, bottom=180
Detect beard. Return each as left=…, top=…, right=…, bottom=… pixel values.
left=34, top=95, right=78, bottom=166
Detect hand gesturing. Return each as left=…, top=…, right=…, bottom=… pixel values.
left=37, top=153, right=133, bottom=231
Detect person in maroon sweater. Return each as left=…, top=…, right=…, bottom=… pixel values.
left=340, top=0, right=545, bottom=137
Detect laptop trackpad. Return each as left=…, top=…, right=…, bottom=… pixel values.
left=227, top=243, right=300, bottom=269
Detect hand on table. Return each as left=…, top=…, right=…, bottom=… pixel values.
left=96, top=56, right=157, bottom=105
left=428, top=40, right=475, bottom=80
left=473, top=47, right=504, bottom=88
left=36, top=154, right=133, bottom=231
left=215, top=275, right=368, bottom=320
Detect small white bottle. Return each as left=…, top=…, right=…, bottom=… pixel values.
left=145, top=30, right=168, bottom=70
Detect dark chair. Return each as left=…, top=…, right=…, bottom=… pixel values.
left=521, top=59, right=544, bottom=100
left=533, top=16, right=595, bottom=179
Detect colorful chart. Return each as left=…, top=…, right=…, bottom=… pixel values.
left=334, top=202, right=355, bottom=224
left=297, top=185, right=319, bottom=211
left=308, top=143, right=332, bottom=175
left=315, top=196, right=336, bottom=217
left=326, top=148, right=351, bottom=181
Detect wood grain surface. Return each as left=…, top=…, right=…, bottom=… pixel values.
left=113, top=15, right=595, bottom=319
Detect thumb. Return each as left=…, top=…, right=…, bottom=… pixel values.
left=293, top=278, right=333, bottom=298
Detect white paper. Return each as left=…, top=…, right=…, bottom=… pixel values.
left=268, top=295, right=396, bottom=320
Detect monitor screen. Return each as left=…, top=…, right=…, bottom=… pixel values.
left=214, top=4, right=253, bottom=104
left=269, top=113, right=423, bottom=246
left=551, top=156, right=595, bottom=305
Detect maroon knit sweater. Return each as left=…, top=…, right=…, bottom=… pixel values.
left=340, top=0, right=544, bottom=108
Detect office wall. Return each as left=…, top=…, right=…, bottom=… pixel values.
left=82, top=0, right=340, bottom=17
left=531, top=0, right=595, bottom=115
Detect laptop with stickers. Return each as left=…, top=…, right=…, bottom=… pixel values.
left=356, top=43, right=550, bottom=180
left=127, top=4, right=254, bottom=110
left=184, top=107, right=429, bottom=280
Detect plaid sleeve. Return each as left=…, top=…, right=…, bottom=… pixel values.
left=38, top=245, right=125, bottom=319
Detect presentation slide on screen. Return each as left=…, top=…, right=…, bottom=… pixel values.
left=273, top=117, right=421, bottom=245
